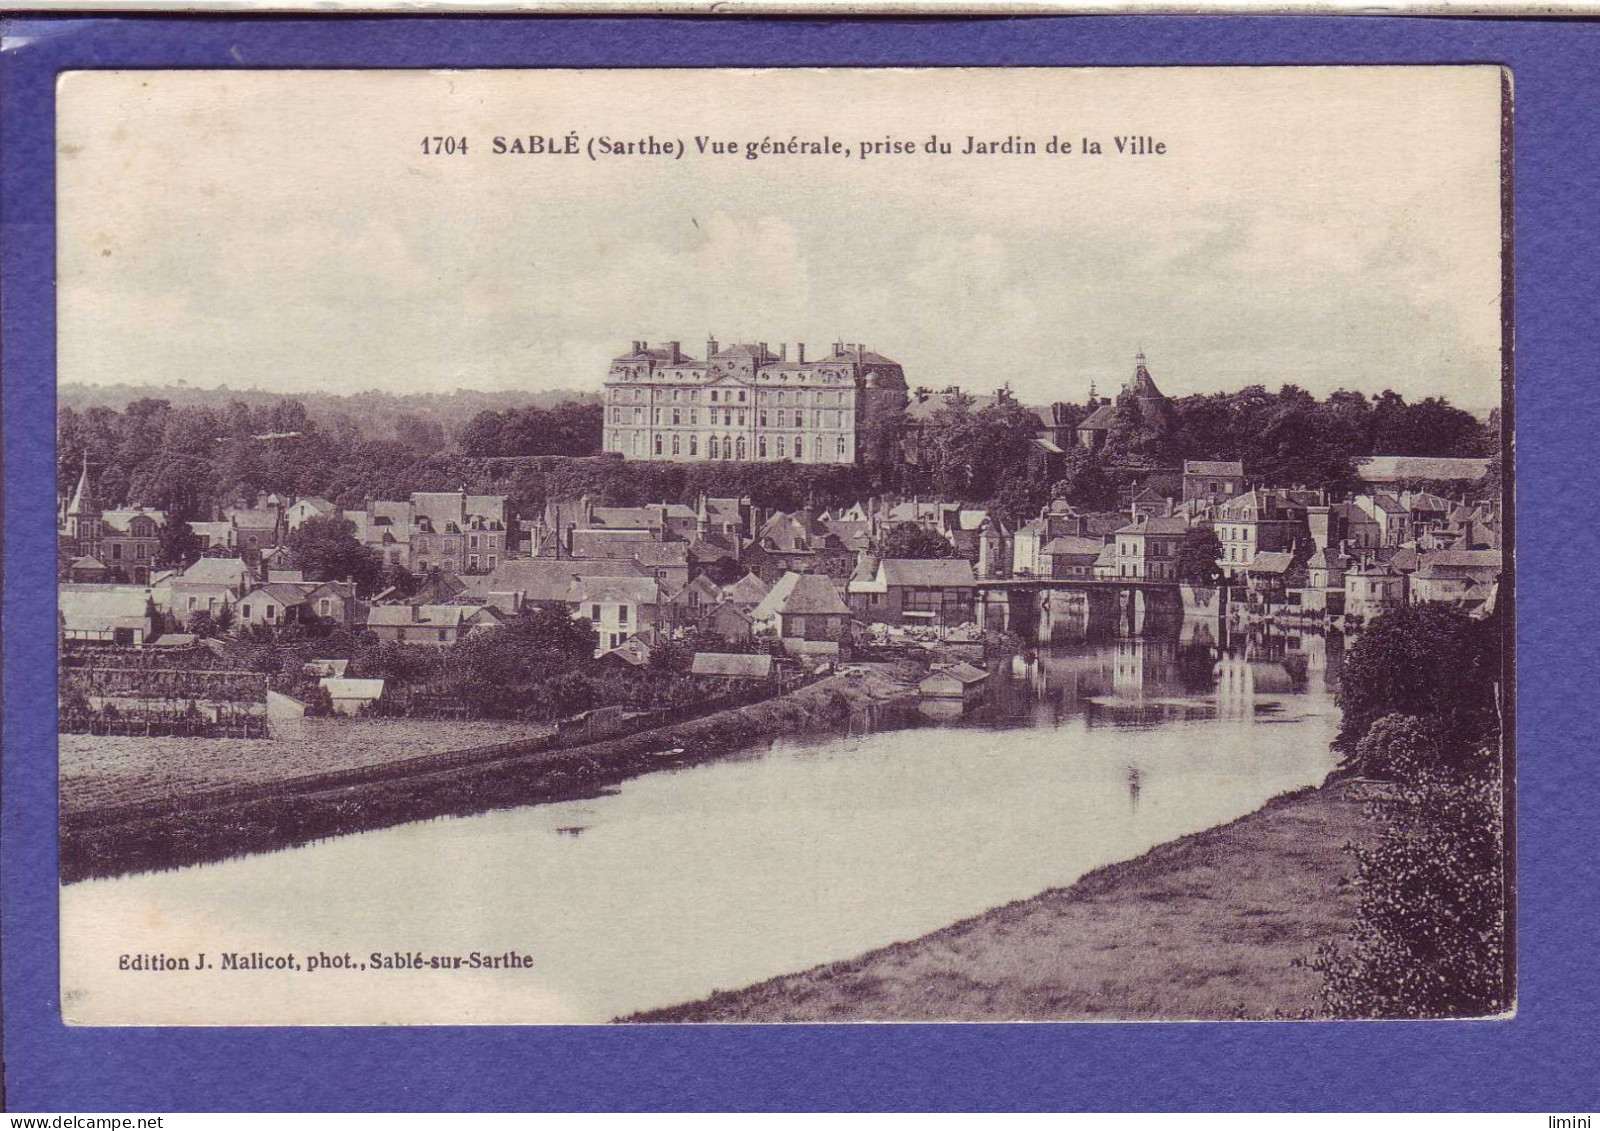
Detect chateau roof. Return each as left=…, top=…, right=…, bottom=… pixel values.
left=1078, top=402, right=1119, bottom=431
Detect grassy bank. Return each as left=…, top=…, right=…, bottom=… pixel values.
left=629, top=779, right=1384, bottom=1023
left=61, top=669, right=913, bottom=883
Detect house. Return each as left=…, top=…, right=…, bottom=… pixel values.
left=690, top=652, right=777, bottom=683
left=319, top=677, right=386, bottom=716
left=720, top=571, right=771, bottom=610
left=706, top=600, right=756, bottom=645
left=235, top=583, right=311, bottom=629
left=1410, top=549, right=1502, bottom=608
left=285, top=497, right=338, bottom=530
left=628, top=540, right=692, bottom=591
left=465, top=557, right=648, bottom=611
left=1216, top=490, right=1308, bottom=578
left=848, top=558, right=978, bottom=627
left=1092, top=542, right=1119, bottom=580
left=573, top=576, right=666, bottom=653
left=59, top=585, right=155, bottom=645
left=1039, top=535, right=1106, bottom=580
left=1111, top=515, right=1188, bottom=581
left=304, top=581, right=358, bottom=628
left=751, top=571, right=853, bottom=657
left=1183, top=461, right=1246, bottom=506
left=188, top=520, right=236, bottom=554
left=918, top=661, right=989, bottom=704
left=746, top=510, right=856, bottom=583
left=1011, top=503, right=1091, bottom=577
left=365, top=603, right=503, bottom=646
left=1352, top=494, right=1411, bottom=547
left=66, top=555, right=110, bottom=583
left=666, top=574, right=723, bottom=630
left=168, top=556, right=257, bottom=625
left=1344, top=556, right=1406, bottom=620
left=1240, top=550, right=1300, bottom=609
left=601, top=635, right=654, bottom=667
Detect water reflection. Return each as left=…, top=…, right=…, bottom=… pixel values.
left=61, top=623, right=1343, bottom=1025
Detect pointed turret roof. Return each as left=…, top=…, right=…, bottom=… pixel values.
left=67, top=451, right=97, bottom=516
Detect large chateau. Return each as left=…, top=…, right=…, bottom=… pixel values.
left=602, top=338, right=909, bottom=464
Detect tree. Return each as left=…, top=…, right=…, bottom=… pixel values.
left=881, top=523, right=956, bottom=560
left=1050, top=449, right=1119, bottom=513
left=1174, top=525, right=1223, bottom=586
left=1335, top=605, right=1502, bottom=776
left=156, top=513, right=203, bottom=571
left=286, top=515, right=383, bottom=595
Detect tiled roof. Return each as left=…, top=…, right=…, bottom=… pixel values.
left=1115, top=516, right=1189, bottom=536
left=753, top=572, right=851, bottom=619
left=1244, top=551, right=1295, bottom=575
left=878, top=559, right=977, bottom=587
left=690, top=653, right=775, bottom=679
left=1078, top=403, right=1118, bottom=430
left=1184, top=460, right=1245, bottom=477
left=1042, top=536, right=1106, bottom=557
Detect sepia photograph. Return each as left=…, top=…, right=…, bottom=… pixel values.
left=52, top=65, right=1510, bottom=1026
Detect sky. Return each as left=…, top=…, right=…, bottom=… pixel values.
left=57, top=67, right=1506, bottom=411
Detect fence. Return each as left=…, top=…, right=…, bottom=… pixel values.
left=60, top=667, right=269, bottom=740
left=62, top=670, right=826, bottom=831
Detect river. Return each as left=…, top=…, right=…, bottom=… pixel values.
left=60, top=625, right=1344, bottom=1025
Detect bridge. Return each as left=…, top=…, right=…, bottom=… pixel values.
left=971, top=577, right=1223, bottom=639
left=974, top=577, right=1182, bottom=593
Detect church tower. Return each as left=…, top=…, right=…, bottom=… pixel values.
left=63, top=450, right=102, bottom=558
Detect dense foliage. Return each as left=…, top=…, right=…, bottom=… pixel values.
left=880, top=523, right=958, bottom=560
left=1334, top=604, right=1502, bottom=773
left=1313, top=604, right=1509, bottom=1018
left=58, top=383, right=1493, bottom=539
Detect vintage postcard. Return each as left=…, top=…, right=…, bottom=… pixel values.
left=54, top=66, right=1510, bottom=1026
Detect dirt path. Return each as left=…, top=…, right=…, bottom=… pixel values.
left=631, top=780, right=1382, bottom=1022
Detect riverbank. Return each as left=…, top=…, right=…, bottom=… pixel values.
left=60, top=666, right=915, bottom=882
left=629, top=778, right=1382, bottom=1022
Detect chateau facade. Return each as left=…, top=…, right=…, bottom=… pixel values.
left=602, top=338, right=909, bottom=464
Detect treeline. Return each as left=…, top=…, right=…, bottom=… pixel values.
left=58, top=383, right=1497, bottom=535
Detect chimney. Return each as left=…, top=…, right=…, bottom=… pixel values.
left=780, top=343, right=788, bottom=361
left=707, top=337, right=719, bottom=356
left=668, top=340, right=681, bottom=361
left=797, top=343, right=806, bottom=363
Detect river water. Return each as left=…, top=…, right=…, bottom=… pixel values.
left=60, top=625, right=1344, bottom=1025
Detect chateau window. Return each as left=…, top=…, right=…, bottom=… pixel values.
left=736, top=437, right=746, bottom=460
left=690, top=410, right=698, bottom=425
left=632, top=433, right=643, bottom=455
left=778, top=391, right=787, bottom=405
left=711, top=391, right=719, bottom=402
left=654, top=435, right=663, bottom=455
left=633, top=407, right=643, bottom=423
left=759, top=409, right=768, bottom=427
left=738, top=391, right=747, bottom=402
left=672, top=435, right=681, bottom=455
left=813, top=436, right=823, bottom=459
left=672, top=408, right=681, bottom=425
left=652, top=408, right=661, bottom=424
left=759, top=436, right=768, bottom=458
left=837, top=437, right=848, bottom=458
left=611, top=408, right=620, bottom=423
left=813, top=411, right=822, bottom=428
left=737, top=411, right=746, bottom=426
left=690, top=435, right=698, bottom=456
left=673, top=389, right=681, bottom=402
